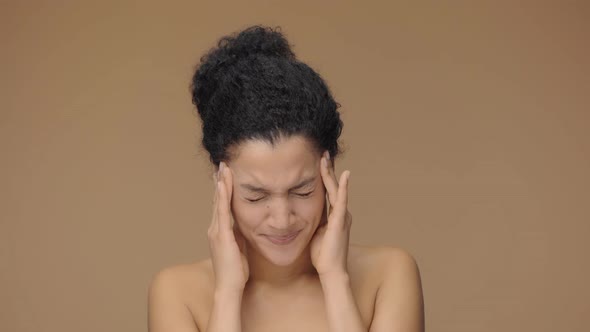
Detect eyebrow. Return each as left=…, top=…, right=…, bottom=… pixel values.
left=240, top=176, right=316, bottom=193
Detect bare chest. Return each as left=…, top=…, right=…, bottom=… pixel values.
left=240, top=288, right=330, bottom=332
left=191, top=277, right=376, bottom=332
left=186, top=245, right=385, bottom=331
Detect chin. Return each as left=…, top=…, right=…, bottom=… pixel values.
left=255, top=231, right=307, bottom=266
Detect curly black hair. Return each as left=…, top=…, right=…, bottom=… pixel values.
left=190, top=25, right=343, bottom=166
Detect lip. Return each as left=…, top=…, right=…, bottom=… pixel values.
left=264, top=230, right=301, bottom=245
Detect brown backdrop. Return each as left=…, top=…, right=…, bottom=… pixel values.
left=2, top=1, right=589, bottom=331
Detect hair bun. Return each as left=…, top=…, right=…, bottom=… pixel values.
left=218, top=25, right=295, bottom=61
left=191, top=25, right=296, bottom=117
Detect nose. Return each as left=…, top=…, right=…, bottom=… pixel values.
left=267, top=196, right=293, bottom=229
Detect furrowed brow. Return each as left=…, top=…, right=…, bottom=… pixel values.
left=240, top=176, right=316, bottom=192
left=290, top=176, right=316, bottom=190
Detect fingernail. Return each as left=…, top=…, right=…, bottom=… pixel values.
left=325, top=151, right=330, bottom=160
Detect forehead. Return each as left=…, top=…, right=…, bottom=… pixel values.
left=228, top=135, right=320, bottom=190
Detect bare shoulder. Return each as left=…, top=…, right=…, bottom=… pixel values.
left=149, top=258, right=215, bottom=301
left=148, top=259, right=215, bottom=332
left=349, top=244, right=424, bottom=331
left=349, top=243, right=421, bottom=280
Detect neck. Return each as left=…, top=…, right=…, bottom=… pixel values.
left=245, top=242, right=318, bottom=289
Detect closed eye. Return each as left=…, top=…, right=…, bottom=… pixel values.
left=245, top=191, right=314, bottom=203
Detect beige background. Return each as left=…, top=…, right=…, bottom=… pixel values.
left=2, top=1, right=589, bottom=331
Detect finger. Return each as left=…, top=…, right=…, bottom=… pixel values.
left=210, top=180, right=221, bottom=235
left=319, top=201, right=328, bottom=227
left=221, top=162, right=233, bottom=211
left=212, top=165, right=221, bottom=210
left=212, top=168, right=219, bottom=205
left=221, top=162, right=235, bottom=229
left=330, top=170, right=350, bottom=228
left=326, top=152, right=341, bottom=202
left=320, top=151, right=338, bottom=207
left=233, top=222, right=247, bottom=254
left=210, top=164, right=228, bottom=237
left=216, top=165, right=233, bottom=234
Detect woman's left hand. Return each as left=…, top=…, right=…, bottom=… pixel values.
left=310, top=151, right=352, bottom=279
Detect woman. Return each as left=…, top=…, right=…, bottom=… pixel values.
left=148, top=25, right=424, bottom=332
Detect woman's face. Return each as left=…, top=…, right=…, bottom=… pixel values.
left=226, top=135, right=327, bottom=266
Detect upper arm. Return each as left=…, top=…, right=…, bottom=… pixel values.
left=369, top=248, right=425, bottom=332
left=148, top=268, right=200, bottom=332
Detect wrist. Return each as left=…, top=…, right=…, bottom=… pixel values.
left=319, top=271, right=350, bottom=285
left=214, top=287, right=244, bottom=300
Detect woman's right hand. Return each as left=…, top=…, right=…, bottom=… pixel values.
left=208, top=161, right=250, bottom=294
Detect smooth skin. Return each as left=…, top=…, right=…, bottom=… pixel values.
left=148, top=135, right=424, bottom=332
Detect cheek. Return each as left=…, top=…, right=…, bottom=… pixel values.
left=292, top=194, right=326, bottom=221
left=231, top=199, right=266, bottom=229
